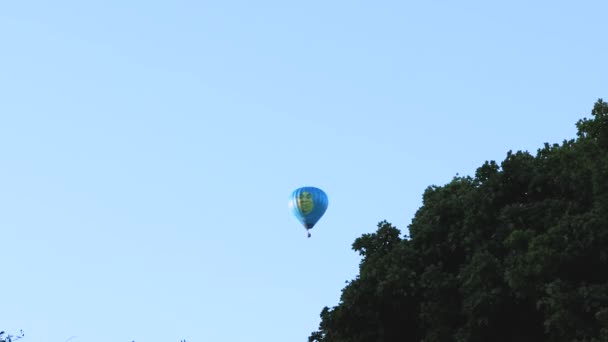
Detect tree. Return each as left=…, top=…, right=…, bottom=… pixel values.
left=310, top=99, right=608, bottom=342
left=0, top=331, right=24, bottom=342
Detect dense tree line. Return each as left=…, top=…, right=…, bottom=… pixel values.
left=310, top=100, right=608, bottom=342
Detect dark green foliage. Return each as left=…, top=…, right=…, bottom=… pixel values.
left=310, top=99, right=608, bottom=342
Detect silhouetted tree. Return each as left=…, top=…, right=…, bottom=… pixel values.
left=310, top=99, right=608, bottom=342
left=0, top=330, right=24, bottom=342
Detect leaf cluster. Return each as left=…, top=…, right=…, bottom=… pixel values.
left=310, top=100, right=608, bottom=342
left=0, top=331, right=24, bottom=342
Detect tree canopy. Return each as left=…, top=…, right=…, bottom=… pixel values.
left=0, top=331, right=24, bottom=342
left=310, top=99, right=608, bottom=342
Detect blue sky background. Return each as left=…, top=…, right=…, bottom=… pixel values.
left=1, top=1, right=606, bottom=341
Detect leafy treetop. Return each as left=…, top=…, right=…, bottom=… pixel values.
left=310, top=99, right=608, bottom=342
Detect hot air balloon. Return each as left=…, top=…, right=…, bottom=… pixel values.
left=289, top=186, right=328, bottom=238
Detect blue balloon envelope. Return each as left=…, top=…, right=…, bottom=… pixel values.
left=289, top=187, right=328, bottom=233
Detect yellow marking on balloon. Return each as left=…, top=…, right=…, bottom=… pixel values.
left=298, top=191, right=314, bottom=215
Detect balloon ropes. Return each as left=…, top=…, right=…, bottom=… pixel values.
left=289, top=186, right=328, bottom=238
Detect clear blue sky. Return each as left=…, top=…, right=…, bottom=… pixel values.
left=1, top=1, right=606, bottom=341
